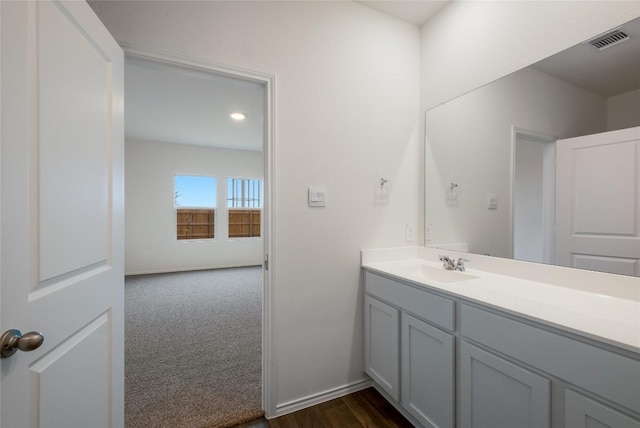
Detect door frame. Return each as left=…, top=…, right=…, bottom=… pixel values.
left=120, top=43, right=278, bottom=418
left=0, top=2, right=3, bottom=421
left=509, top=127, right=556, bottom=263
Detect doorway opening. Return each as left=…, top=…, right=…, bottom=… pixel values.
left=510, top=128, right=556, bottom=264
left=122, top=51, right=274, bottom=426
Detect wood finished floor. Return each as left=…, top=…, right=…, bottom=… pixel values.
left=232, top=387, right=413, bottom=428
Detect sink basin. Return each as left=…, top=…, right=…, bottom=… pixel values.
left=417, top=265, right=478, bottom=283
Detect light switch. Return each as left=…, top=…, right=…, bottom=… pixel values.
left=405, top=224, right=414, bottom=242
left=487, top=194, right=498, bottom=210
left=308, top=186, right=327, bottom=207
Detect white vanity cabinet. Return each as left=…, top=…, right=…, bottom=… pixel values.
left=565, top=390, right=640, bottom=428
left=365, top=271, right=455, bottom=428
left=363, top=269, right=640, bottom=428
left=460, top=341, right=550, bottom=428
left=460, top=303, right=640, bottom=428
left=402, top=313, right=455, bottom=428
left=364, top=295, right=400, bottom=401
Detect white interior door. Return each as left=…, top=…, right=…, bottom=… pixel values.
left=555, top=126, right=640, bottom=276
left=1, top=1, right=124, bottom=427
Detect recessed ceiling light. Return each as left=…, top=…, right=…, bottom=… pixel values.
left=229, top=112, right=246, bottom=121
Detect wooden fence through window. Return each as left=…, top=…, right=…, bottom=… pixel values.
left=229, top=209, right=261, bottom=238
left=177, top=209, right=215, bottom=240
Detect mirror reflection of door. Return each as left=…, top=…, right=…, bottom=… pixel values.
left=555, top=126, right=640, bottom=277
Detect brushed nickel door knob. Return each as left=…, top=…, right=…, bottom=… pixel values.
left=1, top=329, right=44, bottom=358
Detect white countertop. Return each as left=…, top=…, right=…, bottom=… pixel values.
left=362, top=249, right=640, bottom=354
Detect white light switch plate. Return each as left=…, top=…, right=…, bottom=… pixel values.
left=405, top=224, right=414, bottom=242
left=308, top=186, right=327, bottom=207
left=487, top=194, right=498, bottom=210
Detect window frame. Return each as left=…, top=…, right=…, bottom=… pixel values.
left=173, top=174, right=218, bottom=242
left=227, top=176, right=263, bottom=239
left=226, top=176, right=263, bottom=209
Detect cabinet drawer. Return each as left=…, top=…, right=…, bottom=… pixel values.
left=461, top=304, right=640, bottom=413
left=365, top=271, right=455, bottom=331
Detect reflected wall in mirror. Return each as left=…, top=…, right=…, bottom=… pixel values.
left=425, top=17, right=640, bottom=277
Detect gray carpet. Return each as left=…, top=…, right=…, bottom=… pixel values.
left=125, top=267, right=263, bottom=428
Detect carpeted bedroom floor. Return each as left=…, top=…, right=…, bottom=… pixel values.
left=125, top=267, right=263, bottom=428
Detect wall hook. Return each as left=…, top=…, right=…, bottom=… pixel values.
left=375, top=178, right=390, bottom=205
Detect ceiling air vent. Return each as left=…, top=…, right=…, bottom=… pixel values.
left=587, top=28, right=630, bottom=51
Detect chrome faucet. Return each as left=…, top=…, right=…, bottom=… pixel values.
left=439, top=255, right=456, bottom=270
left=455, top=258, right=469, bottom=272
left=439, top=255, right=469, bottom=272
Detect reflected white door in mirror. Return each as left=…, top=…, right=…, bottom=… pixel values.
left=555, top=126, right=640, bottom=277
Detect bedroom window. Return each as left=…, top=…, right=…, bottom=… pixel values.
left=227, top=177, right=262, bottom=238
left=174, top=175, right=217, bottom=240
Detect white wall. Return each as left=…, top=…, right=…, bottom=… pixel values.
left=89, top=0, right=421, bottom=412
left=125, top=139, right=263, bottom=275
left=425, top=67, right=607, bottom=258
left=608, top=89, right=640, bottom=131
left=421, top=1, right=640, bottom=110
left=513, top=138, right=545, bottom=263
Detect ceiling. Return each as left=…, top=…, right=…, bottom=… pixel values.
left=356, top=1, right=450, bottom=26
left=357, top=0, right=640, bottom=97
left=125, top=57, right=265, bottom=152
left=532, top=17, right=640, bottom=97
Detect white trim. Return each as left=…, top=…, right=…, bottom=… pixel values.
left=119, top=43, right=279, bottom=417
left=273, top=379, right=372, bottom=418
left=125, top=263, right=262, bottom=277
left=541, top=141, right=556, bottom=264
left=0, top=1, right=3, bottom=417
left=510, top=126, right=557, bottom=263
left=263, top=56, right=278, bottom=420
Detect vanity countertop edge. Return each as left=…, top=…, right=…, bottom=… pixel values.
left=361, top=246, right=640, bottom=355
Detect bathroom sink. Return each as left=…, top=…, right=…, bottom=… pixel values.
left=416, top=264, right=478, bottom=283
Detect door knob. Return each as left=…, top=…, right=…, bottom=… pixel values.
left=1, top=329, right=44, bottom=358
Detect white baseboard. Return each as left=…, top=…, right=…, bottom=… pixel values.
left=125, top=263, right=262, bottom=276
left=272, top=378, right=372, bottom=418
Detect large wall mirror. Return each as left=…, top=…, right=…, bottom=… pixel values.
left=425, top=16, right=640, bottom=277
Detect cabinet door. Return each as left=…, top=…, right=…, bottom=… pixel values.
left=365, top=295, right=400, bottom=400
left=402, top=313, right=454, bottom=428
left=460, top=341, right=550, bottom=428
left=565, top=389, right=640, bottom=428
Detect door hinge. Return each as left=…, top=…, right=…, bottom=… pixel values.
left=264, top=254, right=269, bottom=270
